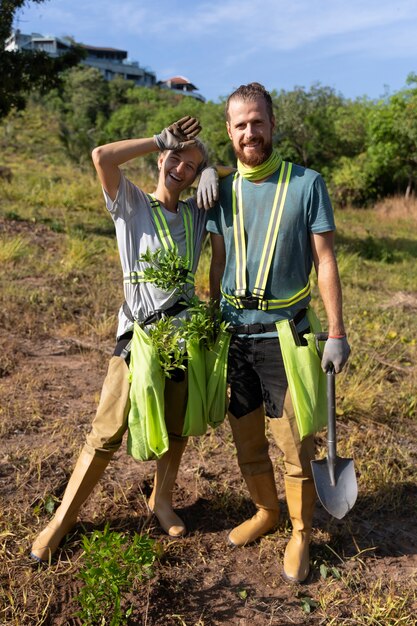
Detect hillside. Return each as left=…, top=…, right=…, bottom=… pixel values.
left=0, top=104, right=416, bottom=626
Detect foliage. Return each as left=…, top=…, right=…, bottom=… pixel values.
left=141, top=248, right=224, bottom=376
left=140, top=246, right=190, bottom=293
left=181, top=296, right=224, bottom=349
left=272, top=83, right=345, bottom=169
left=75, top=524, right=159, bottom=626
left=55, top=66, right=110, bottom=165
left=0, top=1, right=84, bottom=119
left=148, top=316, right=187, bottom=377
left=3, top=56, right=417, bottom=202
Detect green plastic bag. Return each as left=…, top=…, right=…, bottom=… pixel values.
left=182, top=338, right=208, bottom=436
left=276, top=307, right=327, bottom=439
left=205, top=328, right=231, bottom=428
left=127, top=323, right=169, bottom=461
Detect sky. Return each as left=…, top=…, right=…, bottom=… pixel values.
left=13, top=0, right=417, bottom=103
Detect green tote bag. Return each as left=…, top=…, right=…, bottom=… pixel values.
left=127, top=323, right=169, bottom=461
left=276, top=307, right=327, bottom=439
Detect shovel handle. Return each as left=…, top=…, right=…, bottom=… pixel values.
left=327, top=365, right=337, bottom=486
left=314, top=332, right=328, bottom=359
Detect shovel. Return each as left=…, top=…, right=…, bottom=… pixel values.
left=311, top=337, right=358, bottom=519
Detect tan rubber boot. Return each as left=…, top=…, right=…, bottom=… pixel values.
left=228, top=407, right=280, bottom=546
left=31, top=447, right=111, bottom=562
left=268, top=391, right=316, bottom=582
left=148, top=437, right=188, bottom=537
left=282, top=476, right=316, bottom=583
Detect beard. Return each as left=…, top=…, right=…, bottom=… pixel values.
left=234, top=138, right=273, bottom=167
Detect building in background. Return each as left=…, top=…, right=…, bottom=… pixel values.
left=5, top=30, right=156, bottom=87
left=157, top=76, right=206, bottom=102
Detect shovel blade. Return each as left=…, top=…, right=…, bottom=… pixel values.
left=311, top=456, right=358, bottom=519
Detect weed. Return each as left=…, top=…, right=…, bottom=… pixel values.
left=58, top=235, right=107, bottom=275
left=148, top=315, right=186, bottom=377
left=0, top=235, right=30, bottom=263
left=75, top=523, right=160, bottom=626
left=140, top=246, right=190, bottom=293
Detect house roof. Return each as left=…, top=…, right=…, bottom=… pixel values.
left=79, top=43, right=128, bottom=54
left=160, top=76, right=198, bottom=90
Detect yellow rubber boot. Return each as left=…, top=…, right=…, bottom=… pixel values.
left=282, top=476, right=316, bottom=583
left=228, top=470, right=280, bottom=546
left=30, top=448, right=111, bottom=562
left=228, top=407, right=280, bottom=546
left=148, top=437, right=188, bottom=537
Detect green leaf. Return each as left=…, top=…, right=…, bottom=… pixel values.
left=300, top=596, right=318, bottom=614
left=44, top=494, right=56, bottom=515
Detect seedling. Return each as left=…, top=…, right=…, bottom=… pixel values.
left=75, top=523, right=160, bottom=626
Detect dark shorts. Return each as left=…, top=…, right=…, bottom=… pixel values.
left=227, top=330, right=308, bottom=419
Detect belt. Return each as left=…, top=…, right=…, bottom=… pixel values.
left=122, top=299, right=189, bottom=326
left=227, top=308, right=307, bottom=336
left=142, top=301, right=189, bottom=326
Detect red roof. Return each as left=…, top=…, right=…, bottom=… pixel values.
left=164, top=76, right=190, bottom=85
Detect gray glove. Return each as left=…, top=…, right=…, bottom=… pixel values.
left=321, top=336, right=350, bottom=373
left=196, top=166, right=219, bottom=210
left=154, top=116, right=201, bottom=151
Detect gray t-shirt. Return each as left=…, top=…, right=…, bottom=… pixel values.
left=104, top=173, right=207, bottom=338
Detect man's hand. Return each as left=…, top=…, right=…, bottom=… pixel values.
left=197, top=166, right=219, bottom=210
left=321, top=336, right=351, bottom=373
left=154, top=116, right=201, bottom=151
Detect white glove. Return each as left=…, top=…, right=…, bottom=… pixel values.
left=154, top=116, right=201, bottom=151
left=321, top=336, right=351, bottom=373
left=196, top=166, right=219, bottom=210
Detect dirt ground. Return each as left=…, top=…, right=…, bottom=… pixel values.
left=1, top=216, right=416, bottom=625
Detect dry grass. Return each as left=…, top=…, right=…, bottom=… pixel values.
left=1, top=107, right=416, bottom=625
left=374, top=194, right=417, bottom=222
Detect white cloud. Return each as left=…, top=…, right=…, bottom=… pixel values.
left=109, top=0, right=417, bottom=44
left=17, top=0, right=417, bottom=54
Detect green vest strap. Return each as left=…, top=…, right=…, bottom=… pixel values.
left=147, top=194, right=194, bottom=272
left=228, top=161, right=298, bottom=310
left=253, top=161, right=292, bottom=298
left=221, top=280, right=310, bottom=310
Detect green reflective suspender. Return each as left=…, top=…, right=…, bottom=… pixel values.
left=253, top=161, right=292, bottom=300
left=181, top=200, right=194, bottom=273
left=124, top=195, right=195, bottom=286
left=232, top=174, right=247, bottom=297
left=148, top=194, right=176, bottom=251
left=224, top=161, right=311, bottom=311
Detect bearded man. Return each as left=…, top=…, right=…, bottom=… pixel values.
left=207, top=82, right=350, bottom=583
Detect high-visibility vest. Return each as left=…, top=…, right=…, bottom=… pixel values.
left=124, top=194, right=195, bottom=287
left=222, top=161, right=311, bottom=311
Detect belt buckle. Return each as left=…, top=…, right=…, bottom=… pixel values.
left=239, top=296, right=259, bottom=310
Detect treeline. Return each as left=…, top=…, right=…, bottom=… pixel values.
left=28, top=67, right=417, bottom=206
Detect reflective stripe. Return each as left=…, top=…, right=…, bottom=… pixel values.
left=182, top=202, right=194, bottom=271
left=148, top=195, right=175, bottom=251
left=147, top=194, right=193, bottom=271
left=228, top=162, right=307, bottom=310
left=232, top=174, right=247, bottom=297
left=124, top=270, right=145, bottom=284
left=221, top=281, right=310, bottom=310
left=253, top=161, right=292, bottom=298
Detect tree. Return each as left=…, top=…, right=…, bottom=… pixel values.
left=57, top=66, right=110, bottom=164
left=272, top=84, right=345, bottom=171
left=0, top=0, right=84, bottom=119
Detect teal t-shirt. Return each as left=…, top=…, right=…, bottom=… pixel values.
left=206, top=163, right=335, bottom=331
